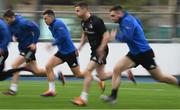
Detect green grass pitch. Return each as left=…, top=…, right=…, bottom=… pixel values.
left=0, top=80, right=180, bottom=109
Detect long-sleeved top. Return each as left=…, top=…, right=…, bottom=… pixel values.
left=9, top=15, right=40, bottom=51
left=116, top=11, right=151, bottom=55
left=49, top=19, right=76, bottom=55
left=0, top=19, right=11, bottom=52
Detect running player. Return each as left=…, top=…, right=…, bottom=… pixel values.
left=41, top=9, right=104, bottom=96
left=2, top=10, right=48, bottom=95
left=71, top=2, right=115, bottom=106
left=0, top=18, right=34, bottom=82
left=101, top=5, right=180, bottom=104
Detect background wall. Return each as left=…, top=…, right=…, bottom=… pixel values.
left=5, top=42, right=180, bottom=76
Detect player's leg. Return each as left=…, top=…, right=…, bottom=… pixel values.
left=0, top=51, right=8, bottom=72
left=101, top=56, right=135, bottom=104
left=96, top=66, right=136, bottom=84
left=3, top=55, right=26, bottom=95
left=71, top=61, right=97, bottom=105
left=41, top=55, right=63, bottom=96
left=96, top=65, right=113, bottom=80
left=65, top=51, right=83, bottom=78
left=21, top=48, right=46, bottom=76
left=140, top=49, right=179, bottom=86
left=81, top=61, right=97, bottom=93
left=0, top=67, right=34, bottom=81
left=70, top=66, right=83, bottom=77
left=148, top=67, right=179, bottom=86
left=68, top=53, right=106, bottom=93
left=68, top=54, right=106, bottom=93
left=126, top=69, right=136, bottom=84
left=89, top=50, right=109, bottom=92
left=0, top=61, right=5, bottom=73
left=0, top=51, right=13, bottom=81
left=95, top=65, right=113, bottom=92
left=27, top=61, right=46, bottom=76
left=4, top=48, right=37, bottom=95
left=94, top=46, right=112, bottom=81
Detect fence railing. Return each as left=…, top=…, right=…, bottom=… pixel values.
left=0, top=10, right=180, bottom=42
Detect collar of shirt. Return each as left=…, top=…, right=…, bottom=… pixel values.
left=82, top=13, right=93, bottom=23
left=12, top=15, right=22, bottom=25
left=118, top=11, right=129, bottom=24
left=50, top=19, right=56, bottom=27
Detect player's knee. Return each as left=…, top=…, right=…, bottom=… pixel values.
left=72, top=69, right=82, bottom=77
left=73, top=71, right=83, bottom=77
left=45, top=64, right=53, bottom=72
left=97, top=74, right=104, bottom=79
left=113, top=65, right=123, bottom=75
left=74, top=74, right=83, bottom=78
left=84, top=70, right=92, bottom=77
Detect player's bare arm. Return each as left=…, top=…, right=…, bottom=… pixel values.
left=78, top=32, right=87, bottom=51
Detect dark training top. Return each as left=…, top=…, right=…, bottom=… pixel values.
left=81, top=15, right=107, bottom=51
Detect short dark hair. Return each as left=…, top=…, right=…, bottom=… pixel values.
left=75, top=1, right=88, bottom=9
left=109, top=5, right=123, bottom=12
left=43, top=9, right=55, bottom=17
left=3, top=9, right=15, bottom=17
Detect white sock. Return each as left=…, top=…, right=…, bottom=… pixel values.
left=92, top=74, right=101, bottom=82
left=49, top=82, right=55, bottom=92
left=80, top=91, right=88, bottom=102
left=10, top=83, right=18, bottom=92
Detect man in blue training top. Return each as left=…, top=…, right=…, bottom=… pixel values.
left=0, top=18, right=33, bottom=82
left=2, top=10, right=48, bottom=95
left=41, top=9, right=103, bottom=96
left=0, top=18, right=11, bottom=72
left=101, top=5, right=180, bottom=104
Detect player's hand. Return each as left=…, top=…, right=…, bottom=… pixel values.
left=75, top=50, right=79, bottom=56
left=28, top=43, right=36, bottom=51
left=110, top=29, right=117, bottom=40
left=97, top=47, right=104, bottom=54
left=96, top=47, right=105, bottom=63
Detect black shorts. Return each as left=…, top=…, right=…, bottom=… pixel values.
left=90, top=47, right=109, bottom=65
left=0, top=51, right=9, bottom=71
left=20, top=48, right=36, bottom=63
left=126, top=49, right=157, bottom=70
left=54, top=51, right=79, bottom=68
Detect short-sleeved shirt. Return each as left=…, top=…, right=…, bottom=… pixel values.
left=81, top=15, right=107, bottom=51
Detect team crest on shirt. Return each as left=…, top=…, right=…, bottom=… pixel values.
left=125, top=26, right=131, bottom=29
left=81, top=22, right=84, bottom=27
left=89, top=24, right=93, bottom=29
left=85, top=28, right=88, bottom=31
left=92, top=56, right=96, bottom=60
left=21, top=52, right=25, bottom=56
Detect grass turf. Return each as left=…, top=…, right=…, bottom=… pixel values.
left=0, top=80, right=180, bottom=109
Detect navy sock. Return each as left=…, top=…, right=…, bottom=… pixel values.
left=110, top=89, right=118, bottom=99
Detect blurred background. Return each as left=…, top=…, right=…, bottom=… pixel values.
left=0, top=1, right=180, bottom=109
left=0, top=0, right=179, bottom=42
